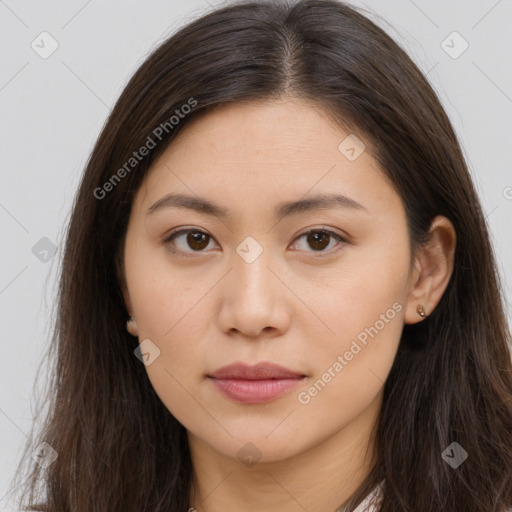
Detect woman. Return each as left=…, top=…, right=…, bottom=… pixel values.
left=11, top=0, right=512, bottom=511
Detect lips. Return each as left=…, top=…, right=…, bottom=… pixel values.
left=207, top=362, right=307, bottom=403
left=208, top=362, right=306, bottom=380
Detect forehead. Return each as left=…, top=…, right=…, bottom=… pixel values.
left=134, top=98, right=401, bottom=219
left=166, top=98, right=351, bottom=157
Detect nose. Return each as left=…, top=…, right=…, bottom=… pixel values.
left=216, top=246, right=292, bottom=339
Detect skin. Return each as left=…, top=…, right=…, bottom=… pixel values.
left=120, top=97, right=456, bottom=512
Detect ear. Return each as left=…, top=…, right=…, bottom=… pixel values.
left=116, top=248, right=139, bottom=337
left=404, top=215, right=456, bottom=324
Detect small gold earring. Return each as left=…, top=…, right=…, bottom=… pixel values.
left=417, top=304, right=426, bottom=318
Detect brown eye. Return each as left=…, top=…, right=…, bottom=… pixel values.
left=185, top=231, right=210, bottom=251
left=306, top=231, right=331, bottom=251
left=292, top=228, right=348, bottom=257
left=163, top=228, right=216, bottom=255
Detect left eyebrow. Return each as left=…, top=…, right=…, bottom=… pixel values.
left=145, top=192, right=369, bottom=220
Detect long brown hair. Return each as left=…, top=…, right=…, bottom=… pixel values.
left=10, top=1, right=512, bottom=510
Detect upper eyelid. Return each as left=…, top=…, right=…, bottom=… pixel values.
left=163, top=225, right=348, bottom=240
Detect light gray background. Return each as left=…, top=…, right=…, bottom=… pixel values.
left=1, top=0, right=511, bottom=508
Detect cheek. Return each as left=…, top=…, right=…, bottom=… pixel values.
left=305, top=238, right=408, bottom=344
left=124, top=236, right=209, bottom=392
left=294, top=240, right=408, bottom=404
left=295, top=293, right=404, bottom=436
left=125, top=232, right=206, bottom=337
left=127, top=265, right=211, bottom=427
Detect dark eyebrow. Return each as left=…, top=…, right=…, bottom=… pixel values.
left=145, top=192, right=368, bottom=220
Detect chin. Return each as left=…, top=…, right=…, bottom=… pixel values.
left=212, top=429, right=310, bottom=465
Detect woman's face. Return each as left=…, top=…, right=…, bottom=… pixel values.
left=121, top=98, right=416, bottom=463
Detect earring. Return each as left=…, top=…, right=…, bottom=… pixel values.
left=417, top=304, right=426, bottom=318
left=126, top=316, right=138, bottom=336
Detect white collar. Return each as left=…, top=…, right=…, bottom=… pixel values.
left=352, top=480, right=385, bottom=512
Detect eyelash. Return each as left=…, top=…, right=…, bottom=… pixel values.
left=162, top=226, right=349, bottom=258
